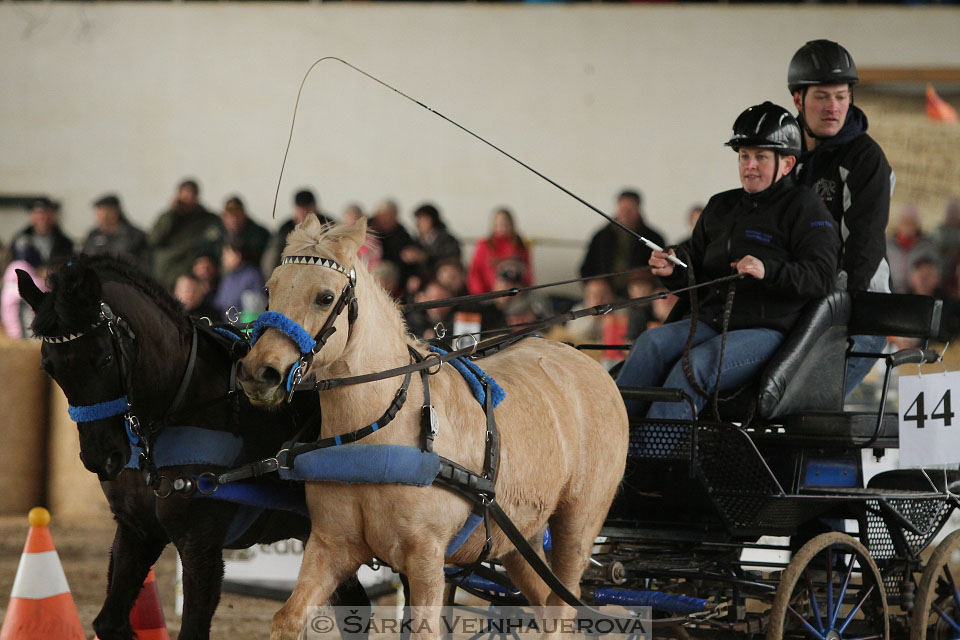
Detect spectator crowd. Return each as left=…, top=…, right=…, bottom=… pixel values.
left=3, top=176, right=959, bottom=365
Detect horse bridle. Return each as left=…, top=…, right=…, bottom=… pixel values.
left=43, top=301, right=199, bottom=466
left=44, top=302, right=141, bottom=439
left=250, top=255, right=358, bottom=393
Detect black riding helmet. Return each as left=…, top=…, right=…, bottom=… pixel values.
left=725, top=102, right=802, bottom=157
left=788, top=39, right=859, bottom=94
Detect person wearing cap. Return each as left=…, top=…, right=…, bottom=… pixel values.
left=10, top=197, right=74, bottom=270
left=261, top=188, right=335, bottom=275
left=148, top=178, right=221, bottom=291
left=218, top=195, right=271, bottom=268
left=788, top=40, right=894, bottom=394
left=81, top=193, right=151, bottom=272
left=616, top=102, right=839, bottom=420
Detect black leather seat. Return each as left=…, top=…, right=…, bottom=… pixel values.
left=721, top=291, right=943, bottom=441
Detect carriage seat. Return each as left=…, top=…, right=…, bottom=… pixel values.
left=715, top=291, right=850, bottom=422
left=722, top=291, right=943, bottom=438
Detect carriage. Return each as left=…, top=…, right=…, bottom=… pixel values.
left=22, top=228, right=960, bottom=640
left=447, top=289, right=959, bottom=639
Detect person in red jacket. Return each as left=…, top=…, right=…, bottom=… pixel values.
left=466, top=207, right=532, bottom=294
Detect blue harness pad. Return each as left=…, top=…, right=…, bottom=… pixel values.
left=428, top=347, right=506, bottom=408
left=279, top=444, right=442, bottom=486
left=201, top=480, right=309, bottom=518
left=151, top=427, right=245, bottom=468
left=250, top=311, right=316, bottom=354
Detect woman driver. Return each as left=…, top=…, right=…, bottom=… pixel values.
left=617, top=102, right=839, bottom=419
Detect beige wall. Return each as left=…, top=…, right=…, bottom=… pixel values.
left=2, top=3, right=959, bottom=281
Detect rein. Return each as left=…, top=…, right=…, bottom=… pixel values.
left=289, top=272, right=746, bottom=395
left=399, top=267, right=652, bottom=313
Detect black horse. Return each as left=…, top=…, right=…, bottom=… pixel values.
left=17, top=256, right=368, bottom=640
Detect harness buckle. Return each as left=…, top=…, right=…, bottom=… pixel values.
left=226, top=306, right=241, bottom=324
left=127, top=412, right=140, bottom=435
left=197, top=472, right=219, bottom=495
left=424, top=352, right=443, bottom=376
left=426, top=405, right=439, bottom=437
left=433, top=321, right=447, bottom=340
left=454, top=333, right=479, bottom=355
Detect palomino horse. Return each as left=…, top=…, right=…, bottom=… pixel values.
left=18, top=256, right=367, bottom=640
left=239, top=216, right=628, bottom=639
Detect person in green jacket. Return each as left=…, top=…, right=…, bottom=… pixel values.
left=149, top=178, right=221, bottom=291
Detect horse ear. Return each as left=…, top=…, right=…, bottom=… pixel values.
left=301, top=212, right=325, bottom=233
left=16, top=269, right=46, bottom=311
left=350, top=216, right=368, bottom=243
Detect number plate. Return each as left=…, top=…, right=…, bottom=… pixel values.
left=899, top=371, right=960, bottom=467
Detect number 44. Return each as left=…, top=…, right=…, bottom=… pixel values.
left=904, top=390, right=955, bottom=429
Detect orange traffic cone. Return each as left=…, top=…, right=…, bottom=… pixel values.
left=127, top=567, right=169, bottom=640
left=0, top=507, right=85, bottom=640
left=93, top=567, right=169, bottom=640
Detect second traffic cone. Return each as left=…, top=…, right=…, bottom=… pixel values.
left=0, top=507, right=85, bottom=640
left=128, top=567, right=169, bottom=640
left=94, top=567, right=169, bottom=640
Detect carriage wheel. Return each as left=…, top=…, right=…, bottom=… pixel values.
left=911, top=529, right=960, bottom=639
left=767, top=532, right=889, bottom=640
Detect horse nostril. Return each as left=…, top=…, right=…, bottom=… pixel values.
left=103, top=451, right=124, bottom=479
left=256, top=365, right=282, bottom=387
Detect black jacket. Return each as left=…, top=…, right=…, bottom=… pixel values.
left=11, top=224, right=74, bottom=268
left=796, top=105, right=893, bottom=293
left=665, top=175, right=839, bottom=333
left=580, top=220, right=666, bottom=293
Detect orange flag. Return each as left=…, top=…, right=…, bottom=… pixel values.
left=926, top=83, right=958, bottom=124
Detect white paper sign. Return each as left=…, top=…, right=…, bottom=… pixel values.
left=898, top=371, right=960, bottom=467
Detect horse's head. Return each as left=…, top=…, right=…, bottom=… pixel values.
left=239, top=216, right=367, bottom=406
left=18, top=261, right=140, bottom=480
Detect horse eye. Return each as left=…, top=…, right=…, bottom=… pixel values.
left=315, top=292, right=335, bottom=307
left=100, top=353, right=113, bottom=367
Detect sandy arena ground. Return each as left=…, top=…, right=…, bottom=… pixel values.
left=0, top=514, right=287, bottom=639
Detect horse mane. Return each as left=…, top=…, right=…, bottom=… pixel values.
left=32, top=254, right=191, bottom=339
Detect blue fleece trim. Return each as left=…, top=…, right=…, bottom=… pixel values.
left=250, top=311, right=316, bottom=354
left=446, top=513, right=483, bottom=556
left=278, top=444, right=442, bottom=486
left=428, top=347, right=505, bottom=408
left=285, top=361, right=301, bottom=392
left=68, top=397, right=130, bottom=423
left=213, top=327, right=241, bottom=342
left=151, top=427, right=244, bottom=468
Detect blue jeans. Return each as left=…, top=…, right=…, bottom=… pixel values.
left=844, top=333, right=887, bottom=398
left=616, top=319, right=785, bottom=420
